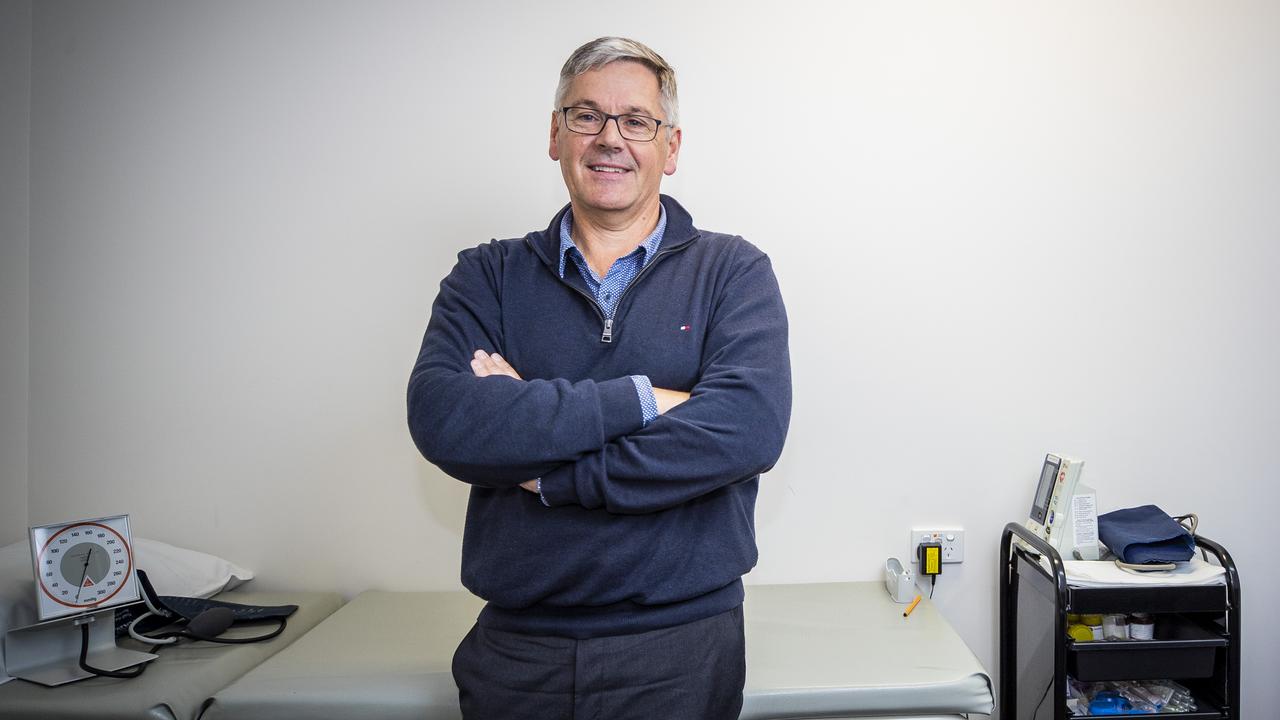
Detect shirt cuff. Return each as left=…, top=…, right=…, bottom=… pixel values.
left=631, top=375, right=659, bottom=426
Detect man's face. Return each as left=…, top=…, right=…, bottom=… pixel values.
left=549, top=60, right=681, bottom=218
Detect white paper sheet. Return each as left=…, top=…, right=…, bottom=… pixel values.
left=1055, top=557, right=1226, bottom=588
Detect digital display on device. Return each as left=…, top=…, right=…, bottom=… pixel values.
left=1029, top=455, right=1060, bottom=524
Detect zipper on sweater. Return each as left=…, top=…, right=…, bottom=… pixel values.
left=526, top=237, right=694, bottom=344
left=556, top=281, right=610, bottom=341
left=604, top=246, right=680, bottom=340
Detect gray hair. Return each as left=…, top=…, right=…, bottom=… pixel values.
left=554, top=37, right=679, bottom=129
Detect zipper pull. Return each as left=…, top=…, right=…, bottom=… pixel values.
left=601, top=318, right=613, bottom=343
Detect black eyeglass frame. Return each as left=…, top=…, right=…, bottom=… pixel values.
left=560, top=106, right=666, bottom=142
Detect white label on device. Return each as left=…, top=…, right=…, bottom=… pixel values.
left=1072, top=493, right=1098, bottom=546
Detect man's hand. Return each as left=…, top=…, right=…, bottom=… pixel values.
left=653, top=387, right=691, bottom=415
left=471, top=350, right=687, bottom=415
left=471, top=350, right=523, bottom=380
left=470, top=349, right=685, bottom=496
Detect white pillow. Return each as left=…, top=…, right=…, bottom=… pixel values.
left=0, top=537, right=253, bottom=684
left=129, top=538, right=254, bottom=599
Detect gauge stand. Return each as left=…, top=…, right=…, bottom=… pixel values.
left=3, top=607, right=156, bottom=686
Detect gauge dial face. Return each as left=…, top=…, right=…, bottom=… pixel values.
left=30, top=515, right=140, bottom=622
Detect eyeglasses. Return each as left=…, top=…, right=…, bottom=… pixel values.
left=561, top=106, right=665, bottom=142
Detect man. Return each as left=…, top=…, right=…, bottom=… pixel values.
left=407, top=37, right=791, bottom=720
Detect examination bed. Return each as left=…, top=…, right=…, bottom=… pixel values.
left=0, top=589, right=343, bottom=720
left=202, top=581, right=994, bottom=719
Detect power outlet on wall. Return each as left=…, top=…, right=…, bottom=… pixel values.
left=911, top=529, right=965, bottom=564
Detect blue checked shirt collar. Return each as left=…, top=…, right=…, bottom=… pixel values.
left=557, top=204, right=667, bottom=280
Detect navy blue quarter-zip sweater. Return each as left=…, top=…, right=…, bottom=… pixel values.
left=407, top=195, right=791, bottom=638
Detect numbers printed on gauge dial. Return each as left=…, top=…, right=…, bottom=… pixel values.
left=36, top=520, right=132, bottom=610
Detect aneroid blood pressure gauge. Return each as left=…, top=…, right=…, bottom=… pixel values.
left=30, top=515, right=140, bottom=622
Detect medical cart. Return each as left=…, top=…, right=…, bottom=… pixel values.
left=999, top=523, right=1240, bottom=719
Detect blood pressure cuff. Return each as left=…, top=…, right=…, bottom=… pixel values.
left=1097, top=504, right=1195, bottom=564
left=115, top=570, right=298, bottom=637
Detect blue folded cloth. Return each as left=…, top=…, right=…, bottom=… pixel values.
left=1097, top=505, right=1195, bottom=564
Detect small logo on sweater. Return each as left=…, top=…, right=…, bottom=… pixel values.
left=679, top=325, right=691, bottom=332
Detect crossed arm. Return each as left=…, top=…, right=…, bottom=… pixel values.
left=467, top=349, right=690, bottom=493
left=407, top=244, right=790, bottom=514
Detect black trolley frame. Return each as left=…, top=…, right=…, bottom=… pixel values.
left=999, top=522, right=1241, bottom=719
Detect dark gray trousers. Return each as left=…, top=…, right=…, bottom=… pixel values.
left=452, top=605, right=745, bottom=720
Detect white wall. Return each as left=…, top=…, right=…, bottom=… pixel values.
left=25, top=1, right=1279, bottom=715
left=0, top=0, right=31, bottom=546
